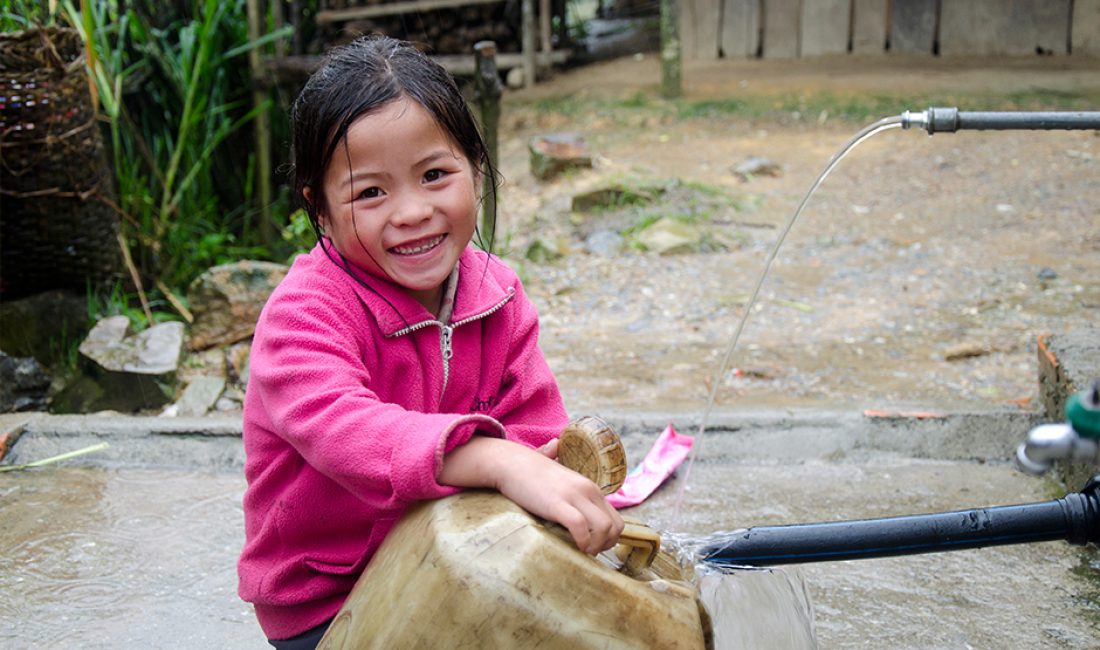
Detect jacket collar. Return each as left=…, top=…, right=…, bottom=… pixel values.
left=313, top=242, right=512, bottom=336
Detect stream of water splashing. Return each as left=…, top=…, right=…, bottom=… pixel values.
left=670, top=115, right=908, bottom=527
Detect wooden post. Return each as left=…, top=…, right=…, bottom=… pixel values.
left=474, top=41, right=502, bottom=243
left=539, top=0, right=552, bottom=66
left=247, top=0, right=274, bottom=246
left=522, top=0, right=536, bottom=87
left=660, top=0, right=682, bottom=98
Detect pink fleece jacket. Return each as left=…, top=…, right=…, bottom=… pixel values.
left=238, top=243, right=568, bottom=640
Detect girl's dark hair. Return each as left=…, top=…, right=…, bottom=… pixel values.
left=290, top=35, right=497, bottom=249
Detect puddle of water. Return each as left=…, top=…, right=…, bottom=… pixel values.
left=0, top=467, right=263, bottom=648
left=625, top=455, right=1100, bottom=648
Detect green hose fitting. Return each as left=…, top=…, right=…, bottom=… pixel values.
left=1066, top=380, right=1100, bottom=439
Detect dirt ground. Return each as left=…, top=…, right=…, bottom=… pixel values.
left=488, top=53, right=1100, bottom=416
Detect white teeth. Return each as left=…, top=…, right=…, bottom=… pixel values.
left=393, top=235, right=444, bottom=255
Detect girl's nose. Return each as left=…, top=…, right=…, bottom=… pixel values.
left=390, top=191, right=433, bottom=227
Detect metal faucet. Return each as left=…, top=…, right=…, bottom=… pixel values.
left=1017, top=380, right=1100, bottom=476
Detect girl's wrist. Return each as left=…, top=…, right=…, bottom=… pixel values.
left=440, top=434, right=512, bottom=489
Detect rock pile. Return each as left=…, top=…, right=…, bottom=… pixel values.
left=0, top=260, right=287, bottom=416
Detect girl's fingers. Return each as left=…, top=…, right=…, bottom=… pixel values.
left=555, top=506, right=593, bottom=553
left=537, top=438, right=559, bottom=460
left=572, top=496, right=624, bottom=554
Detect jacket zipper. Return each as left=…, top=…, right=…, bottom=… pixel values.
left=388, top=287, right=515, bottom=398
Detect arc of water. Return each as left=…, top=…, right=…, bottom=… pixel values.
left=670, top=115, right=908, bottom=528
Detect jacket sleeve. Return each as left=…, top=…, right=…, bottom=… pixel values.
left=491, top=279, right=570, bottom=448
left=248, top=279, right=505, bottom=511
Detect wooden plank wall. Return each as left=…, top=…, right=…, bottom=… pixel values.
left=1074, top=0, right=1100, bottom=55
left=680, top=0, right=1095, bottom=59
left=851, top=0, right=888, bottom=54
left=800, top=0, right=850, bottom=56
left=720, top=0, right=761, bottom=57
left=889, top=0, right=938, bottom=54
left=939, top=0, right=1071, bottom=56
left=683, top=0, right=722, bottom=59
left=761, top=0, right=802, bottom=58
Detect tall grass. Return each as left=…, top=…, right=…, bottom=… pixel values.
left=65, top=0, right=292, bottom=296
left=2, top=0, right=293, bottom=322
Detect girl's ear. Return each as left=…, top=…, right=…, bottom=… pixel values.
left=473, top=167, right=485, bottom=202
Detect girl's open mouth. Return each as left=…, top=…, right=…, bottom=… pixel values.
left=390, top=234, right=445, bottom=256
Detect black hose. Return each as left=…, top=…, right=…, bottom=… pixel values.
left=701, top=479, right=1100, bottom=567
left=924, top=107, right=1100, bottom=133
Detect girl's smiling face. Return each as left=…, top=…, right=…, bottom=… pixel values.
left=313, top=96, right=479, bottom=315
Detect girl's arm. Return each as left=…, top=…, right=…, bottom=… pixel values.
left=438, top=435, right=623, bottom=555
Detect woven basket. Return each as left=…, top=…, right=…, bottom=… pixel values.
left=0, top=26, right=120, bottom=299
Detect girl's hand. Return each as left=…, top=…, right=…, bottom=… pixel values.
left=440, top=436, right=623, bottom=554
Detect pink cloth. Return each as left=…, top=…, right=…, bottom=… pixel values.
left=238, top=243, right=568, bottom=640
left=606, top=424, right=694, bottom=509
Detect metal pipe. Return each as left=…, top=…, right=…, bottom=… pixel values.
left=901, top=107, right=1100, bottom=134
left=701, top=479, right=1100, bottom=567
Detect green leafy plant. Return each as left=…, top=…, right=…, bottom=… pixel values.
left=0, top=0, right=58, bottom=30
left=58, top=0, right=292, bottom=300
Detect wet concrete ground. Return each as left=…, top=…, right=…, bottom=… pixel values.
left=2, top=409, right=1097, bottom=648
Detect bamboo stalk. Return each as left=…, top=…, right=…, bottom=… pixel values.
left=117, top=231, right=154, bottom=325
left=78, top=0, right=99, bottom=109
left=0, top=442, right=110, bottom=473
left=156, top=279, right=194, bottom=323
left=247, top=0, right=274, bottom=246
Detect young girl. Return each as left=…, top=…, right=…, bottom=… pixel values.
left=237, top=35, right=624, bottom=648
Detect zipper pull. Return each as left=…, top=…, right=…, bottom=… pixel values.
left=441, top=325, right=454, bottom=361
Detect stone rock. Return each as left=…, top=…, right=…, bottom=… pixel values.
left=525, top=237, right=566, bottom=264
left=584, top=230, right=624, bottom=256
left=215, top=385, right=245, bottom=412
left=528, top=133, right=593, bottom=181
left=226, top=341, right=252, bottom=387
left=168, top=376, right=226, bottom=417
left=633, top=218, right=704, bottom=255
left=571, top=185, right=659, bottom=213
left=732, top=157, right=782, bottom=181
left=505, top=66, right=525, bottom=89
left=80, top=317, right=184, bottom=375
left=0, top=351, right=51, bottom=412
left=52, top=317, right=185, bottom=413
left=0, top=289, right=88, bottom=365
left=177, top=347, right=227, bottom=389
left=943, top=341, right=992, bottom=361
left=187, top=260, right=288, bottom=351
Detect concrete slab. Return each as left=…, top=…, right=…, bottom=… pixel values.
left=800, top=0, right=850, bottom=57
left=889, top=0, right=937, bottom=54
left=1037, top=326, right=1100, bottom=489
left=851, top=0, right=888, bottom=53
left=1, top=408, right=1043, bottom=471
left=3, top=407, right=1095, bottom=648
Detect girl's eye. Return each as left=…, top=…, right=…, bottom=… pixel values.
left=424, top=169, right=446, bottom=183
left=358, top=187, right=383, bottom=200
